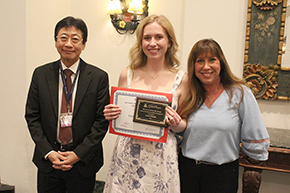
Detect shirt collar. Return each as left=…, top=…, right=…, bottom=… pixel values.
left=60, top=59, right=80, bottom=74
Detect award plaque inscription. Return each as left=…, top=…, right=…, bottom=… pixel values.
left=133, top=97, right=171, bottom=127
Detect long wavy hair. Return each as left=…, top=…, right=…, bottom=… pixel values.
left=179, top=39, right=245, bottom=118
left=129, top=14, right=180, bottom=69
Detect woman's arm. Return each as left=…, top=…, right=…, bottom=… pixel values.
left=166, top=72, right=190, bottom=133
left=239, top=86, right=270, bottom=160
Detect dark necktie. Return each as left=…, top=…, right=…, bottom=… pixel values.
left=59, top=69, right=73, bottom=144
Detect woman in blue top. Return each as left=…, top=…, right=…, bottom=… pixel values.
left=178, top=39, right=270, bottom=193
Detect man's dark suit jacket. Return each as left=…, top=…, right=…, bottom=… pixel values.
left=25, top=58, right=110, bottom=177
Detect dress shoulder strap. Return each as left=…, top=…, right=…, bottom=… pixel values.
left=172, top=70, right=185, bottom=91
left=126, top=68, right=133, bottom=88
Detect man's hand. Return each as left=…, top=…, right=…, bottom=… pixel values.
left=48, top=151, right=80, bottom=171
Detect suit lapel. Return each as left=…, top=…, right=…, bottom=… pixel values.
left=74, top=59, right=92, bottom=115
left=46, top=61, right=59, bottom=117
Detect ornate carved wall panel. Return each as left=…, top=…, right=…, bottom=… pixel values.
left=243, top=0, right=290, bottom=100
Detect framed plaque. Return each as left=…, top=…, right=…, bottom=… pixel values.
left=109, top=86, right=173, bottom=143
left=133, top=97, right=171, bottom=127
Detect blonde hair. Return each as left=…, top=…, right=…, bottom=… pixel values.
left=179, top=39, right=245, bottom=118
left=129, top=14, right=179, bottom=69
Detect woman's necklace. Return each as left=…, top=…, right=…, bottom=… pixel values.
left=206, top=87, right=220, bottom=99
left=145, top=67, right=165, bottom=80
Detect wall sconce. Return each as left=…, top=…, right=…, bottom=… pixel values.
left=107, top=0, right=149, bottom=34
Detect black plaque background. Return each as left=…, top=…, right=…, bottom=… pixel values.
left=133, top=97, right=171, bottom=127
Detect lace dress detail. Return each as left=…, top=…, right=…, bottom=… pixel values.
left=103, top=70, right=185, bottom=193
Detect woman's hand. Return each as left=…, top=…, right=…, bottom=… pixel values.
left=165, top=106, right=186, bottom=133
left=166, top=106, right=181, bottom=127
left=103, top=104, right=121, bottom=121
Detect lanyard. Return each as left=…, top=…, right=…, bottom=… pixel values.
left=59, top=62, right=80, bottom=106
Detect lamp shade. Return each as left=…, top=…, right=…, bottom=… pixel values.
left=128, top=0, right=143, bottom=14
left=107, top=1, right=122, bottom=15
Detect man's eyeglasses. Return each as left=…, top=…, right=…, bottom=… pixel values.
left=57, top=35, right=83, bottom=44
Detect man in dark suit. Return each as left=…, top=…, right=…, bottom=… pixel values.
left=25, top=16, right=110, bottom=193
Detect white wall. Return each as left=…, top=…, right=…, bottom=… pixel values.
left=0, top=1, right=30, bottom=192
left=0, top=0, right=289, bottom=192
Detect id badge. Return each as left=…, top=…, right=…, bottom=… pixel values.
left=60, top=113, right=72, bottom=127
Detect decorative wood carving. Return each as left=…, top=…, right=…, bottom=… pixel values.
left=240, top=146, right=290, bottom=192
left=242, top=167, right=262, bottom=193
left=253, top=0, right=283, bottom=10
left=244, top=63, right=279, bottom=100
left=243, top=0, right=289, bottom=100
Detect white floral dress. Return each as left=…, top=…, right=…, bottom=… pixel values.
left=103, top=70, right=185, bottom=193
